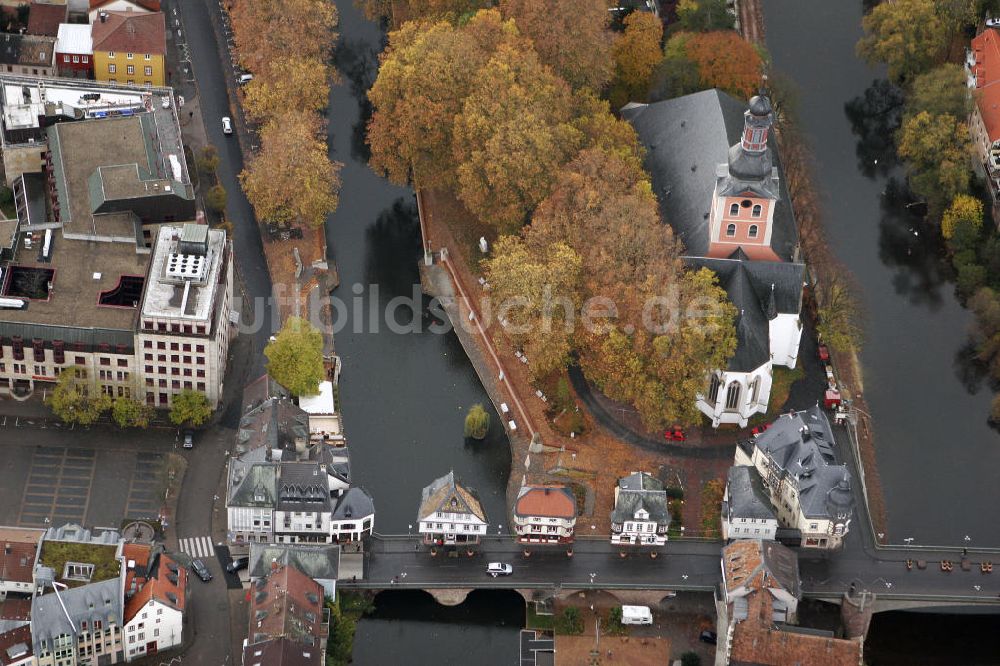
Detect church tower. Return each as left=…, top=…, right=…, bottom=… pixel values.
left=707, top=93, right=783, bottom=261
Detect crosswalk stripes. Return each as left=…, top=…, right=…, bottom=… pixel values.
left=178, top=536, right=216, bottom=559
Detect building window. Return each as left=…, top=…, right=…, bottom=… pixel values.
left=144, top=66, right=152, bottom=76
left=729, top=202, right=739, bottom=216
left=752, top=204, right=762, bottom=217
left=100, top=357, right=110, bottom=366
left=108, top=51, right=115, bottom=58
left=750, top=377, right=760, bottom=404
left=170, top=343, right=178, bottom=351
left=126, top=53, right=133, bottom=59
left=83, top=56, right=88, bottom=63
left=126, top=65, right=135, bottom=75
left=726, top=223, right=736, bottom=237
left=108, top=64, right=116, bottom=74
left=725, top=381, right=741, bottom=410
left=708, top=374, right=721, bottom=404
left=117, top=358, right=128, bottom=367
left=196, top=345, right=205, bottom=353
left=748, top=224, right=759, bottom=239
left=144, top=53, right=151, bottom=60
left=145, top=365, right=153, bottom=373
left=75, top=355, right=85, bottom=365
left=157, top=341, right=166, bottom=350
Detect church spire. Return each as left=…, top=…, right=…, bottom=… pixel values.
left=741, top=93, right=773, bottom=153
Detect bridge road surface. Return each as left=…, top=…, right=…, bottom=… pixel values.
left=345, top=535, right=1000, bottom=609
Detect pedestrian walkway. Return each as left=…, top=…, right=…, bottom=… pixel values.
left=178, top=535, right=215, bottom=558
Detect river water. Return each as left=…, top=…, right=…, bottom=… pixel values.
left=762, top=0, right=1000, bottom=547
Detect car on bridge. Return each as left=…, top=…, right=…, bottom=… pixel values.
left=191, top=558, right=212, bottom=582
left=487, top=562, right=513, bottom=577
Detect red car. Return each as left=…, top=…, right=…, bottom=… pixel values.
left=818, top=344, right=830, bottom=362
left=663, top=427, right=686, bottom=442
left=751, top=422, right=772, bottom=437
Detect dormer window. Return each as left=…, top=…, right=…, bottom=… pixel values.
left=729, top=203, right=739, bottom=216
left=749, top=225, right=759, bottom=239
left=726, top=223, right=736, bottom=237
left=752, top=204, right=762, bottom=217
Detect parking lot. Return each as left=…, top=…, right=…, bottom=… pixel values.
left=0, top=419, right=179, bottom=529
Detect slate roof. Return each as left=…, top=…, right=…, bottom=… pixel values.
left=684, top=255, right=805, bottom=371
left=418, top=471, right=487, bottom=523
left=610, top=472, right=670, bottom=525
left=0, top=34, right=55, bottom=68
left=621, top=89, right=798, bottom=262
left=248, top=544, right=339, bottom=583
left=725, top=466, right=776, bottom=522
left=91, top=10, right=165, bottom=56
left=276, top=462, right=332, bottom=513
left=514, top=485, right=576, bottom=519
left=332, top=487, right=374, bottom=521
left=31, top=578, right=122, bottom=655
left=751, top=407, right=854, bottom=521
left=228, top=458, right=278, bottom=509
left=242, top=374, right=290, bottom=415
left=27, top=2, right=68, bottom=37
left=236, top=398, right=310, bottom=458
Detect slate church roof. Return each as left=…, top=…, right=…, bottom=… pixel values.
left=621, top=89, right=798, bottom=263
left=610, top=472, right=670, bottom=525
left=684, top=254, right=805, bottom=372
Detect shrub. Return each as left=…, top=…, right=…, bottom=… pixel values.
left=555, top=606, right=584, bottom=635
left=205, top=184, right=227, bottom=213
left=605, top=606, right=626, bottom=635
left=681, top=652, right=702, bottom=666
left=665, top=485, right=685, bottom=500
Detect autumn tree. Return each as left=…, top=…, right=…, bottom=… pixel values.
left=500, top=0, right=612, bottom=91
left=816, top=274, right=864, bottom=353
left=359, top=0, right=489, bottom=23
left=169, top=390, right=212, bottom=426
left=897, top=111, right=971, bottom=217
left=452, top=42, right=581, bottom=232
left=112, top=397, right=153, bottom=428
left=265, top=316, right=325, bottom=397
left=674, top=0, right=734, bottom=33
left=904, top=64, right=971, bottom=121
left=857, top=0, right=946, bottom=83
left=941, top=194, right=983, bottom=240
left=205, top=184, right=227, bottom=214
left=482, top=236, right=582, bottom=376
left=610, top=11, right=664, bottom=106
left=240, top=111, right=342, bottom=228
left=243, top=56, right=331, bottom=121
left=570, top=90, right=645, bottom=172
left=229, top=0, right=338, bottom=78
left=46, top=368, right=111, bottom=425
left=464, top=403, right=491, bottom=439
left=650, top=34, right=702, bottom=102
left=680, top=31, right=763, bottom=100
left=367, top=11, right=521, bottom=189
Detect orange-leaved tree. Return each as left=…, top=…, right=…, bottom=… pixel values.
left=681, top=31, right=763, bottom=100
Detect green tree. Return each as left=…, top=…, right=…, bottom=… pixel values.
left=46, top=368, right=111, bottom=425
left=205, top=184, right=227, bottom=214
left=264, top=316, right=325, bottom=397
left=169, top=390, right=212, bottom=426
left=452, top=41, right=580, bottom=232
left=464, top=403, right=491, bottom=439
left=112, top=397, right=153, bottom=428
left=650, top=34, right=702, bottom=102
left=554, top=606, right=583, bottom=635
left=483, top=237, right=582, bottom=376
left=196, top=145, right=219, bottom=177
left=941, top=194, right=983, bottom=240
left=681, top=652, right=703, bottom=666
left=500, top=0, right=612, bottom=91
left=674, top=0, right=734, bottom=32
left=906, top=64, right=972, bottom=121
left=897, top=112, right=971, bottom=217
left=325, top=600, right=356, bottom=666
left=367, top=11, right=521, bottom=189
left=816, top=275, right=865, bottom=353
left=856, top=0, right=946, bottom=83
left=610, top=11, right=664, bottom=106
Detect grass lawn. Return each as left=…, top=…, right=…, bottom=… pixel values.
left=526, top=603, right=554, bottom=631
left=39, top=541, right=120, bottom=587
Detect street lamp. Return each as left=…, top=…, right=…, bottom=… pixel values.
left=903, top=537, right=914, bottom=546
left=408, top=524, right=412, bottom=537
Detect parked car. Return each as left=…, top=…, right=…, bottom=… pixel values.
left=237, top=73, right=254, bottom=85
left=988, top=17, right=1000, bottom=27
left=161, top=95, right=171, bottom=109
left=699, top=630, right=718, bottom=645
left=182, top=430, right=194, bottom=449
left=222, top=116, right=233, bottom=134
left=226, top=556, right=249, bottom=574
left=486, top=562, right=513, bottom=577
left=191, top=559, right=212, bottom=582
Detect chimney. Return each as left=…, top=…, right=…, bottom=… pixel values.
left=270, top=558, right=278, bottom=572
left=99, top=11, right=108, bottom=23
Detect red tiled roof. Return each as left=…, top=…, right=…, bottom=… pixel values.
left=729, top=592, right=862, bottom=666
left=0, top=531, right=42, bottom=586
left=973, top=29, right=1000, bottom=143
left=91, top=10, right=165, bottom=56
left=247, top=564, right=324, bottom=666
left=0, top=598, right=30, bottom=622
left=514, top=485, right=576, bottom=519
left=26, top=2, right=67, bottom=37
left=123, top=546, right=186, bottom=623
left=0, top=625, right=32, bottom=666
left=90, top=0, right=161, bottom=11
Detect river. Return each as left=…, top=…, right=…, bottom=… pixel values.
left=762, top=0, right=1000, bottom=547
left=324, top=1, right=518, bottom=662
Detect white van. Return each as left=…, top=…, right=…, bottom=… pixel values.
left=237, top=73, right=254, bottom=85
left=621, top=605, right=653, bottom=625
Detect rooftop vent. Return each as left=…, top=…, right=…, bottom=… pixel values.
left=165, top=253, right=206, bottom=282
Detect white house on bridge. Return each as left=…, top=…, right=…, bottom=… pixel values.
left=609, top=472, right=670, bottom=547
left=623, top=89, right=807, bottom=428
left=513, top=485, right=577, bottom=544
left=417, top=472, right=488, bottom=546
left=733, top=406, right=854, bottom=550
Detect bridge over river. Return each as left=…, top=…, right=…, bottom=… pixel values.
left=339, top=533, right=1000, bottom=614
